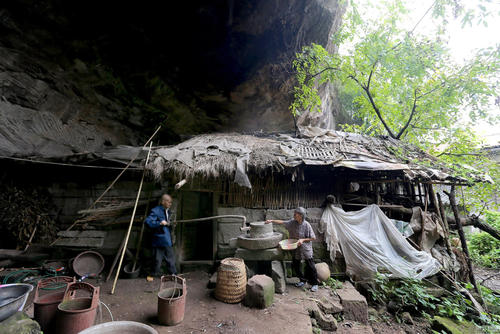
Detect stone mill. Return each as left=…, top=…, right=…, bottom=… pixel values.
left=230, top=221, right=288, bottom=293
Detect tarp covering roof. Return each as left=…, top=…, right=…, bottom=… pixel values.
left=146, top=126, right=480, bottom=188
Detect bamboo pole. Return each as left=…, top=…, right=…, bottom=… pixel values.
left=132, top=187, right=153, bottom=272
left=24, top=215, right=40, bottom=252
left=106, top=236, right=127, bottom=282
left=51, top=126, right=161, bottom=246
left=111, top=142, right=153, bottom=294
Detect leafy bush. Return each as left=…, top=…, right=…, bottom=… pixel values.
left=468, top=211, right=500, bottom=268
left=367, top=273, right=439, bottom=316
left=436, top=290, right=469, bottom=321
left=322, top=277, right=343, bottom=290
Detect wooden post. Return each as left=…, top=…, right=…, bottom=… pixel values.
left=375, top=183, right=381, bottom=205
left=417, top=183, right=424, bottom=204
left=111, top=142, right=153, bottom=294
left=419, top=183, right=429, bottom=249
left=428, top=185, right=441, bottom=221
left=436, top=192, right=453, bottom=255
left=445, top=185, right=478, bottom=293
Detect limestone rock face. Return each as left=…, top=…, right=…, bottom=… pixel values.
left=244, top=274, right=275, bottom=309
left=0, top=1, right=344, bottom=158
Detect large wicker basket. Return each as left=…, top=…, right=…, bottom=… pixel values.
left=214, top=258, right=246, bottom=303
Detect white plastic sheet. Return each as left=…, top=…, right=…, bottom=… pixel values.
left=319, top=204, right=440, bottom=280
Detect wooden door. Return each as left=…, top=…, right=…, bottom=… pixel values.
left=179, top=191, right=213, bottom=261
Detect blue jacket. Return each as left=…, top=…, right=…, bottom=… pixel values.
left=145, top=205, right=173, bottom=247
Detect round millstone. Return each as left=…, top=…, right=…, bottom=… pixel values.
left=237, top=232, right=283, bottom=250
left=249, top=221, right=274, bottom=239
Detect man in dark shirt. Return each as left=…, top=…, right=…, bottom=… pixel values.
left=266, top=207, right=319, bottom=292
left=145, top=194, right=177, bottom=276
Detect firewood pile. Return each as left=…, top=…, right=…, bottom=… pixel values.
left=0, top=184, right=57, bottom=249
left=76, top=199, right=148, bottom=225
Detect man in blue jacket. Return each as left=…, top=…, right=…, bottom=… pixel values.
left=145, top=193, right=177, bottom=276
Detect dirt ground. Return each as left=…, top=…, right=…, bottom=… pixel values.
left=21, top=267, right=496, bottom=333
left=24, top=271, right=314, bottom=334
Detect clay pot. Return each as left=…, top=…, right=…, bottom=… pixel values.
left=315, top=262, right=331, bottom=282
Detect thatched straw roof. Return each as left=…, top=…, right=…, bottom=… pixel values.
left=145, top=126, right=481, bottom=189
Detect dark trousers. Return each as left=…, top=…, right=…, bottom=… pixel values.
left=292, top=258, right=318, bottom=285
left=152, top=246, right=177, bottom=275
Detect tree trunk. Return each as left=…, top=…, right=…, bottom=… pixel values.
left=445, top=186, right=478, bottom=292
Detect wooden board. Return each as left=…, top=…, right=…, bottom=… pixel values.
left=52, top=237, right=105, bottom=248
left=57, top=231, right=108, bottom=238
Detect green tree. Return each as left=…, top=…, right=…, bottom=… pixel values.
left=291, top=0, right=500, bottom=210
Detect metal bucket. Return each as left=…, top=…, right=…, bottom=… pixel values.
left=0, top=283, right=33, bottom=322
left=33, top=276, right=75, bottom=333
left=157, top=275, right=186, bottom=326
left=78, top=321, right=158, bottom=334
left=56, top=282, right=99, bottom=334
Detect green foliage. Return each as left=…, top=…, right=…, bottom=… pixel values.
left=436, top=290, right=469, bottom=321
left=367, top=273, right=439, bottom=316
left=292, top=1, right=499, bottom=142
left=468, top=211, right=500, bottom=268
left=368, top=272, right=500, bottom=332
left=291, top=0, right=500, bottom=212
left=322, top=277, right=343, bottom=290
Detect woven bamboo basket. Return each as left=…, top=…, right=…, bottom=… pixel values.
left=214, top=258, right=246, bottom=303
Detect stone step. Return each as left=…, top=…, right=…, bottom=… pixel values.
left=336, top=321, right=374, bottom=334
left=306, top=301, right=338, bottom=331
left=336, top=282, right=368, bottom=324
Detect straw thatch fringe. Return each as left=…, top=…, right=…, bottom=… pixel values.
left=145, top=129, right=485, bottom=187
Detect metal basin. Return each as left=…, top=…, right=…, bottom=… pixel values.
left=78, top=321, right=158, bottom=334
left=73, top=251, right=105, bottom=278
left=0, top=283, right=33, bottom=322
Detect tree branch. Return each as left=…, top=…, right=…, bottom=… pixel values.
left=306, top=66, right=341, bottom=82
left=447, top=214, right=500, bottom=242
left=395, top=88, right=419, bottom=139
left=416, top=81, right=447, bottom=99
left=436, top=152, right=483, bottom=157
left=350, top=75, right=397, bottom=139
left=410, top=125, right=443, bottom=130
left=366, top=62, right=377, bottom=91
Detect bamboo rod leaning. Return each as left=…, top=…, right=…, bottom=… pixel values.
left=111, top=142, right=153, bottom=295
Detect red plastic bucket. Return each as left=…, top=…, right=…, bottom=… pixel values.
left=56, top=282, right=99, bottom=334
left=33, top=276, right=75, bottom=333
left=158, top=275, right=186, bottom=326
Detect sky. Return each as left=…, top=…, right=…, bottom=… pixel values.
left=352, top=0, right=500, bottom=146
left=412, top=0, right=500, bottom=145
left=410, top=1, right=500, bottom=146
